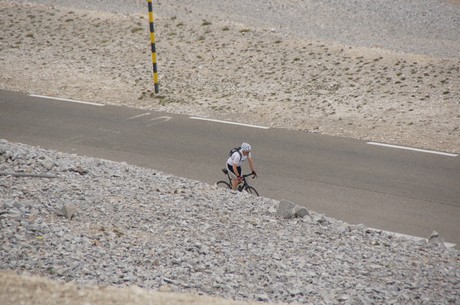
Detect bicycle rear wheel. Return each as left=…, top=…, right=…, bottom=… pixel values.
left=216, top=180, right=231, bottom=190
left=245, top=186, right=259, bottom=196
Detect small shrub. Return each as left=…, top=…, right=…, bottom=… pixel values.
left=131, top=27, right=143, bottom=33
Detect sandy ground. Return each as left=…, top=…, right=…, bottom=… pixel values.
left=0, top=271, right=294, bottom=305
left=0, top=1, right=459, bottom=153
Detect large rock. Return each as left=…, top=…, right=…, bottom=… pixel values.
left=428, top=231, right=446, bottom=249
left=62, top=204, right=77, bottom=219
left=276, top=199, right=309, bottom=219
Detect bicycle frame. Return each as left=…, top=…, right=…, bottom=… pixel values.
left=219, top=168, right=259, bottom=196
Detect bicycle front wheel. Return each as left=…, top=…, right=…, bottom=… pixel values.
left=245, top=186, right=259, bottom=196
left=216, top=180, right=231, bottom=190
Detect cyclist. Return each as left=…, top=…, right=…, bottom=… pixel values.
left=226, top=142, right=257, bottom=190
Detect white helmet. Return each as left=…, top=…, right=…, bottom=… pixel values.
left=241, top=142, right=251, bottom=152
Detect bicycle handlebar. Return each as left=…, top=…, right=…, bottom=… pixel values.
left=241, top=173, right=256, bottom=179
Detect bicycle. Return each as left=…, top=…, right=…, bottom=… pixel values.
left=216, top=168, right=259, bottom=196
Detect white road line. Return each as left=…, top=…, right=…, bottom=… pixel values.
left=126, top=113, right=151, bottom=120
left=98, top=128, right=120, bottom=134
left=367, top=142, right=458, bottom=157
left=190, top=117, right=270, bottom=129
left=148, top=116, right=172, bottom=122
left=147, top=116, right=172, bottom=126
left=29, top=94, right=104, bottom=106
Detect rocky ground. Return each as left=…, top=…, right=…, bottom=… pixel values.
left=1, top=140, right=459, bottom=305
left=0, top=0, right=459, bottom=153
left=1, top=0, right=460, bottom=304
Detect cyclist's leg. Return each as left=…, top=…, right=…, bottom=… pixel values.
left=227, top=163, right=241, bottom=190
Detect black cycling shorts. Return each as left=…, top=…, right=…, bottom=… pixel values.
left=227, top=163, right=241, bottom=178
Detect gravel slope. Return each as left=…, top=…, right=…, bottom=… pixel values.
left=1, top=140, right=459, bottom=304
left=12, top=0, right=460, bottom=59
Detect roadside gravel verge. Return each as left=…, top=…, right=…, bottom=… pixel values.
left=1, top=140, right=459, bottom=304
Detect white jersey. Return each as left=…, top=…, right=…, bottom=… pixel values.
left=227, top=150, right=251, bottom=167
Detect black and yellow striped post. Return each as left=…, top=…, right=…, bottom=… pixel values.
left=147, top=0, right=159, bottom=93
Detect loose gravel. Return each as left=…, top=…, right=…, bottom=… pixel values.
left=12, top=0, right=460, bottom=58
left=1, top=140, right=459, bottom=304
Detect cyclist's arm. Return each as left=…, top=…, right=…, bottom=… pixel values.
left=248, top=156, right=255, bottom=173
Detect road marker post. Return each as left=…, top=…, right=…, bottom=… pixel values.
left=147, top=0, right=159, bottom=93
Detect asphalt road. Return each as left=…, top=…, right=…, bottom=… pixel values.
left=1, top=90, right=459, bottom=246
